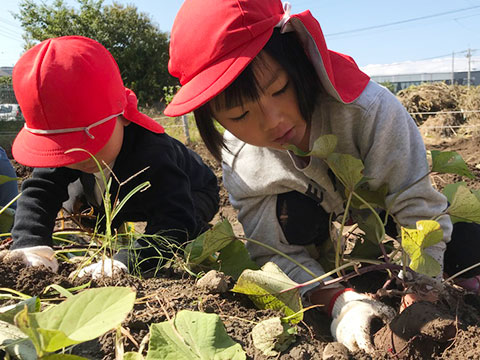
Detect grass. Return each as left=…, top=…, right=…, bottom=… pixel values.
left=139, top=108, right=225, bottom=145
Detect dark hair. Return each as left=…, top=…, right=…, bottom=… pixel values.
left=194, top=28, right=321, bottom=161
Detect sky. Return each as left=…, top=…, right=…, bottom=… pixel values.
left=1, top=0, right=480, bottom=76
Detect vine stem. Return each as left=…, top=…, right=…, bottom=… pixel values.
left=352, top=191, right=386, bottom=240
left=322, top=263, right=412, bottom=288
left=444, top=261, right=480, bottom=283
left=335, top=192, right=353, bottom=273
left=0, top=192, right=22, bottom=215
left=283, top=261, right=360, bottom=292
left=240, top=236, right=319, bottom=278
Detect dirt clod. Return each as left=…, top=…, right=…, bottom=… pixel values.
left=374, top=301, right=458, bottom=358
left=195, top=269, right=229, bottom=293
left=322, top=342, right=349, bottom=360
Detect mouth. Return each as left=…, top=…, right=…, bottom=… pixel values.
left=273, top=127, right=294, bottom=144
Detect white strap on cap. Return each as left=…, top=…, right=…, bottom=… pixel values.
left=23, top=112, right=123, bottom=140
left=276, top=2, right=291, bottom=29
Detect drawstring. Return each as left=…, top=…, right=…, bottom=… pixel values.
left=23, top=112, right=123, bottom=139
left=276, top=2, right=291, bottom=29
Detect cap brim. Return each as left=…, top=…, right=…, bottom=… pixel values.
left=164, top=28, right=274, bottom=117
left=12, top=118, right=116, bottom=168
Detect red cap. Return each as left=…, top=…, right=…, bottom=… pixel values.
left=12, top=35, right=164, bottom=168
left=164, top=0, right=285, bottom=116
left=164, top=0, right=370, bottom=117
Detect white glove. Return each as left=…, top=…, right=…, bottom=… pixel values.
left=74, top=258, right=128, bottom=279
left=330, top=288, right=396, bottom=353
left=0, top=246, right=58, bottom=272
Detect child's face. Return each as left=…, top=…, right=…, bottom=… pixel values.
left=66, top=117, right=128, bottom=173
left=213, top=52, right=310, bottom=152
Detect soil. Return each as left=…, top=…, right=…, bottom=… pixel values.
left=1, top=136, right=480, bottom=360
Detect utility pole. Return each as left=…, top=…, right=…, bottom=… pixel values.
left=466, top=48, right=472, bottom=88
left=451, top=51, right=455, bottom=85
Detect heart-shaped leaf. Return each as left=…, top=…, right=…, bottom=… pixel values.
left=146, top=310, right=245, bottom=360
left=401, top=220, right=443, bottom=277
left=232, top=262, right=303, bottom=323
left=431, top=150, right=474, bottom=179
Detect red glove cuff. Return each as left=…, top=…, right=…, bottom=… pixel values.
left=328, top=288, right=354, bottom=317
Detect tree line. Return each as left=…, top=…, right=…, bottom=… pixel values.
left=12, top=0, right=178, bottom=107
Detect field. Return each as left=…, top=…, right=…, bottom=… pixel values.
left=1, top=83, right=480, bottom=359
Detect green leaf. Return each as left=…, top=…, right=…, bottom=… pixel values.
left=0, top=175, right=18, bottom=186
left=431, top=150, right=475, bottom=179
left=472, top=189, right=480, bottom=203
left=16, top=287, right=135, bottom=353
left=348, top=213, right=387, bottom=260
left=43, top=284, right=74, bottom=299
left=0, top=320, right=37, bottom=360
left=350, top=183, right=388, bottom=210
left=251, top=317, right=297, bottom=357
left=442, top=182, right=466, bottom=204
left=446, top=185, right=480, bottom=224
left=185, top=220, right=236, bottom=265
left=217, top=240, right=259, bottom=280
left=285, top=135, right=337, bottom=158
left=401, top=220, right=443, bottom=277
left=146, top=310, right=246, bottom=360
left=308, top=135, right=338, bottom=159
left=123, top=352, right=144, bottom=360
left=0, top=297, right=40, bottom=324
left=232, top=262, right=303, bottom=323
left=42, top=354, right=89, bottom=359
left=354, top=212, right=386, bottom=244
left=0, top=207, right=15, bottom=233
left=326, top=153, right=364, bottom=191
left=349, top=237, right=383, bottom=260
left=284, top=145, right=309, bottom=157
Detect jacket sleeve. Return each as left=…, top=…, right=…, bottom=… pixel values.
left=11, top=167, right=79, bottom=249
left=223, top=161, right=333, bottom=296
left=356, top=86, right=452, bottom=269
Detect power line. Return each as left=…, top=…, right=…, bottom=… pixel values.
left=363, top=49, right=479, bottom=68
left=0, top=22, right=23, bottom=36
left=325, top=5, right=480, bottom=37
left=0, top=29, right=23, bottom=42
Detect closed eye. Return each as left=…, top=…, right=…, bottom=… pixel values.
left=230, top=111, right=249, bottom=121
left=273, top=81, right=289, bottom=96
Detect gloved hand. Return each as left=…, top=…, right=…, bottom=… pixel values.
left=0, top=246, right=58, bottom=272
left=72, top=258, right=128, bottom=279
left=329, top=288, right=396, bottom=353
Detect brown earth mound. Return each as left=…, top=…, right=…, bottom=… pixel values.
left=2, top=125, right=480, bottom=359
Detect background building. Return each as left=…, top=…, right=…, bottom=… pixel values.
left=371, top=70, right=480, bottom=92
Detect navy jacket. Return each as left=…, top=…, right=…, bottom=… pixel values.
left=11, top=124, right=219, bottom=269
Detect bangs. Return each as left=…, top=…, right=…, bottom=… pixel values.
left=210, top=55, right=272, bottom=113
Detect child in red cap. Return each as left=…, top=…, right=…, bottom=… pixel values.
left=165, top=0, right=480, bottom=354
left=4, top=35, right=219, bottom=277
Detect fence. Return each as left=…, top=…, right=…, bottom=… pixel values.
left=2, top=82, right=480, bottom=158
left=0, top=85, right=22, bottom=156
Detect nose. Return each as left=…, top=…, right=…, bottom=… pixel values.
left=258, top=98, right=283, bottom=131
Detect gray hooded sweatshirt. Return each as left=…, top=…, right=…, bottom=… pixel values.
left=221, top=11, right=452, bottom=296
left=222, top=81, right=451, bottom=295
